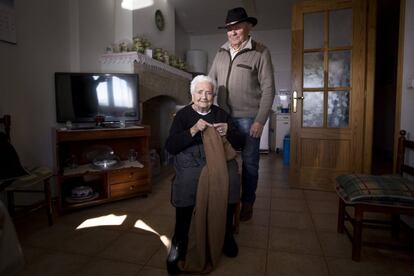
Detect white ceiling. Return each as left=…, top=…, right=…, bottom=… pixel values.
left=169, top=0, right=299, bottom=35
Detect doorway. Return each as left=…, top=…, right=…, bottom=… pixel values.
left=371, top=0, right=401, bottom=174
left=289, top=0, right=368, bottom=190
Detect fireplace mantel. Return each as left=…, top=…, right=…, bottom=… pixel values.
left=100, top=52, right=192, bottom=80
left=100, top=52, right=191, bottom=105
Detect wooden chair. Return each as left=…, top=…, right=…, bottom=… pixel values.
left=0, top=114, right=53, bottom=225
left=336, top=130, right=414, bottom=261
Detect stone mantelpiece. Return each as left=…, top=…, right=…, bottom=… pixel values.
left=133, top=63, right=190, bottom=105
left=100, top=52, right=191, bottom=105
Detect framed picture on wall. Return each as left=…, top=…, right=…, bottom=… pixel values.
left=0, top=0, right=17, bottom=44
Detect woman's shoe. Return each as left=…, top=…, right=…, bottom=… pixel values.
left=166, top=236, right=187, bottom=275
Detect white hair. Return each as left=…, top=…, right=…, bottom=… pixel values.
left=190, top=75, right=217, bottom=95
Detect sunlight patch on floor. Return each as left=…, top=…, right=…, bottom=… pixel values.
left=76, top=214, right=127, bottom=229
left=134, top=219, right=171, bottom=250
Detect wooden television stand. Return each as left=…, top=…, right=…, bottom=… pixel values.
left=55, top=125, right=151, bottom=213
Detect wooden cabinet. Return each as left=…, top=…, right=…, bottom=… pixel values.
left=55, top=126, right=151, bottom=212
left=108, top=168, right=150, bottom=198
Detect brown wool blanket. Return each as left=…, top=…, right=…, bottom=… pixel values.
left=180, top=126, right=236, bottom=274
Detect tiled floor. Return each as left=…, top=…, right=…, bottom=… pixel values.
left=12, top=153, right=414, bottom=275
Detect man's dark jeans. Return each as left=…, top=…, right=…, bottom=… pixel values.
left=233, top=117, right=260, bottom=204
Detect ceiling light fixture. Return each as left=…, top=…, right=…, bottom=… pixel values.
left=121, top=0, right=154, bottom=11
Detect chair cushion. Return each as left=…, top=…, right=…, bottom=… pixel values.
left=0, top=132, right=28, bottom=185
left=336, top=174, right=414, bottom=206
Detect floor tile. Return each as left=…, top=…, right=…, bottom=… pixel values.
left=307, top=200, right=338, bottom=215
left=20, top=246, right=50, bottom=265
left=312, top=213, right=338, bottom=232
left=98, top=232, right=162, bottom=264
left=392, top=257, right=414, bottom=276
left=269, top=227, right=322, bottom=255
left=267, top=251, right=330, bottom=276
left=209, top=247, right=267, bottom=276
left=237, top=224, right=268, bottom=249
left=254, top=196, right=271, bottom=210
left=16, top=251, right=91, bottom=276
left=270, top=210, right=314, bottom=230
left=74, top=258, right=142, bottom=276
left=271, top=198, right=308, bottom=212
left=317, top=231, right=352, bottom=258
left=21, top=224, right=79, bottom=250
left=145, top=247, right=169, bottom=269
left=272, top=188, right=305, bottom=199
left=59, top=228, right=121, bottom=255
left=304, top=190, right=338, bottom=202
left=256, top=186, right=273, bottom=198
left=326, top=256, right=395, bottom=276
left=137, top=266, right=169, bottom=276
left=239, top=208, right=270, bottom=227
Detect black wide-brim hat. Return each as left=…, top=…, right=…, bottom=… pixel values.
left=218, top=7, right=258, bottom=29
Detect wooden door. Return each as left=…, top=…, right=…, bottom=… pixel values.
left=290, top=0, right=368, bottom=190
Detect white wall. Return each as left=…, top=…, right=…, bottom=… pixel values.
left=189, top=28, right=292, bottom=110
left=400, top=0, right=414, bottom=164
left=0, top=0, right=72, bottom=168
left=132, top=0, right=175, bottom=54
left=254, top=29, right=292, bottom=93
left=114, top=0, right=133, bottom=43
left=75, top=0, right=177, bottom=72
left=78, top=0, right=115, bottom=71
left=189, top=33, right=224, bottom=70
left=175, top=19, right=190, bottom=60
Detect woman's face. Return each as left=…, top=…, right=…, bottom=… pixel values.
left=192, top=81, right=215, bottom=112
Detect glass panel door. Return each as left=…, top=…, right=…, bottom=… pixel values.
left=290, top=0, right=368, bottom=190
left=302, top=8, right=352, bottom=129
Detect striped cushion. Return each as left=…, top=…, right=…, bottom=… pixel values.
left=336, top=174, right=414, bottom=206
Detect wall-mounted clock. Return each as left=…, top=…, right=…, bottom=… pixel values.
left=155, top=10, right=165, bottom=31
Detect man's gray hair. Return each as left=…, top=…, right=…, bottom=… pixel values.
left=190, top=75, right=217, bottom=95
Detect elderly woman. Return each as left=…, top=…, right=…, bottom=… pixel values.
left=165, top=75, right=243, bottom=274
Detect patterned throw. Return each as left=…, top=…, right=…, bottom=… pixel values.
left=336, top=174, right=414, bottom=206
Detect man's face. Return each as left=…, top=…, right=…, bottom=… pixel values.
left=226, top=22, right=251, bottom=49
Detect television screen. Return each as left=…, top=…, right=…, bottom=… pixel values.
left=55, top=72, right=140, bottom=123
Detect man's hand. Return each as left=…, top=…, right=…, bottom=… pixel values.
left=249, top=122, right=263, bottom=138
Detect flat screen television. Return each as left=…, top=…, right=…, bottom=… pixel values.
left=55, top=72, right=140, bottom=123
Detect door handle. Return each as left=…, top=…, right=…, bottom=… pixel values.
left=292, top=90, right=304, bottom=113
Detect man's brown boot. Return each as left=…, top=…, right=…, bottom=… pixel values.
left=239, top=203, right=253, bottom=221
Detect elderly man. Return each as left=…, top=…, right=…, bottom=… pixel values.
left=209, top=7, right=275, bottom=221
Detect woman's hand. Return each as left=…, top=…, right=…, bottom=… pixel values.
left=213, top=123, right=228, bottom=136
left=190, top=119, right=212, bottom=136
